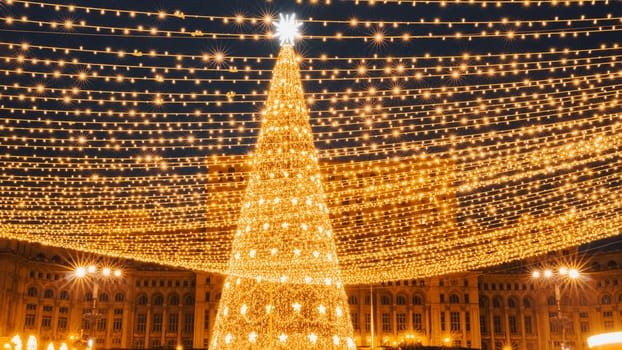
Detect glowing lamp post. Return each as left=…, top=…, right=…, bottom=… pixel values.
left=74, top=265, right=122, bottom=350
left=26, top=336, right=36, bottom=350
left=10, top=335, right=22, bottom=350
left=532, top=266, right=581, bottom=350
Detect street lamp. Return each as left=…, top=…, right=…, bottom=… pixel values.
left=10, top=335, right=21, bottom=350
left=74, top=265, right=122, bottom=350
left=532, top=266, right=581, bottom=350
left=26, top=336, right=36, bottom=350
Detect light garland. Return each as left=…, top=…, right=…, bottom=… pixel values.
left=210, top=33, right=355, bottom=347
left=0, top=0, right=620, bottom=285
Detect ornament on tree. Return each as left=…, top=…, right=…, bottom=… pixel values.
left=210, top=15, right=355, bottom=349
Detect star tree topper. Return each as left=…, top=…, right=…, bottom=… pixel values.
left=273, top=13, right=302, bottom=46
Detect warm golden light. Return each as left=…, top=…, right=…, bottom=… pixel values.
left=273, top=13, right=302, bottom=46
left=568, top=268, right=580, bottom=279
left=211, top=44, right=354, bottom=349
left=587, top=331, right=622, bottom=347
left=75, top=266, right=87, bottom=278
left=0, top=0, right=619, bottom=286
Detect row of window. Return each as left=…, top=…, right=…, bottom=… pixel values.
left=480, top=295, right=534, bottom=309
left=86, top=292, right=125, bottom=302
left=26, top=287, right=70, bottom=299
left=134, top=312, right=194, bottom=333
left=28, top=270, right=62, bottom=281
left=349, top=311, right=470, bottom=333
left=480, top=293, right=622, bottom=309
left=26, top=304, right=69, bottom=313
left=133, top=338, right=192, bottom=349
left=480, top=313, right=622, bottom=337
left=81, top=317, right=124, bottom=332
left=380, top=280, right=426, bottom=287
left=348, top=293, right=469, bottom=305
left=135, top=279, right=195, bottom=288
left=24, top=315, right=68, bottom=330
left=136, top=293, right=194, bottom=306
left=597, top=278, right=621, bottom=287
left=480, top=314, right=533, bottom=336
left=480, top=282, right=532, bottom=291
left=25, top=286, right=129, bottom=303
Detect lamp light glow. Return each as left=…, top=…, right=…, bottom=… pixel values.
left=568, top=268, right=580, bottom=279
left=587, top=331, right=622, bottom=347
left=75, top=266, right=87, bottom=278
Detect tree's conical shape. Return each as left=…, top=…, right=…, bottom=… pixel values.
left=210, top=45, right=355, bottom=349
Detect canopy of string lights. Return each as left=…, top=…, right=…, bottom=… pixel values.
left=0, top=0, right=620, bottom=284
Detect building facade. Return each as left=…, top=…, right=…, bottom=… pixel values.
left=1, top=239, right=621, bottom=350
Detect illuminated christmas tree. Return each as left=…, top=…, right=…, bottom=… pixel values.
left=210, top=15, right=355, bottom=349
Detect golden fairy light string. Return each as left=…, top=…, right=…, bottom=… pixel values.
left=0, top=0, right=620, bottom=284
left=2, top=40, right=618, bottom=63
left=209, top=35, right=355, bottom=347
left=3, top=17, right=620, bottom=42
left=4, top=0, right=614, bottom=26
left=4, top=49, right=619, bottom=82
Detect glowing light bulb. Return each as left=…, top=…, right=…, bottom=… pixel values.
left=568, top=268, right=580, bottom=279
left=273, top=13, right=301, bottom=46
left=75, top=266, right=87, bottom=278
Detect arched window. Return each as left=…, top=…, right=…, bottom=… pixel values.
left=27, top=286, right=38, bottom=297
left=412, top=295, right=423, bottom=305
left=396, top=295, right=407, bottom=305
left=380, top=295, right=392, bottom=305
left=507, top=297, right=516, bottom=308
left=99, top=293, right=109, bottom=302
left=449, top=294, right=460, bottom=304
left=152, top=294, right=164, bottom=305
left=44, top=289, right=54, bottom=298
left=169, top=294, right=179, bottom=306
left=115, top=293, right=125, bottom=302
left=137, top=294, right=148, bottom=305
left=523, top=297, right=532, bottom=308
left=607, top=260, right=617, bottom=269
left=348, top=296, right=358, bottom=305
left=547, top=296, right=556, bottom=306
left=601, top=294, right=612, bottom=305
left=60, top=290, right=69, bottom=300
left=493, top=297, right=502, bottom=308
left=184, top=294, right=195, bottom=305
left=618, top=294, right=622, bottom=304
